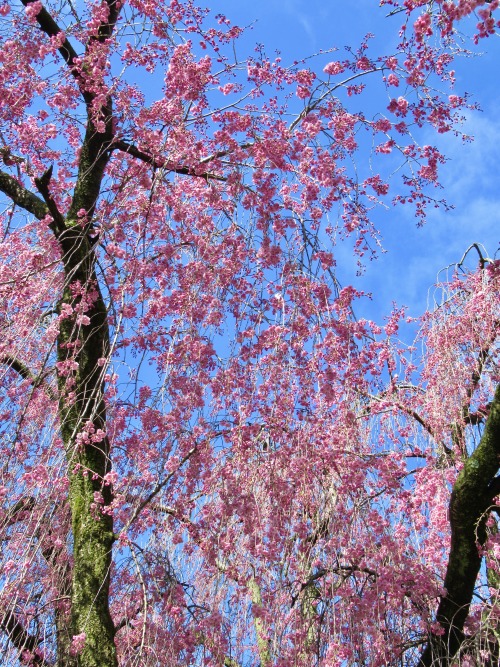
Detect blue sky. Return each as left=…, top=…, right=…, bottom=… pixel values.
left=215, top=1, right=500, bottom=322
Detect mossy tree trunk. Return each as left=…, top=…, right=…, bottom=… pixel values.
left=419, top=384, right=500, bottom=666
left=0, top=39, right=119, bottom=667
left=248, top=577, right=272, bottom=667
left=0, top=128, right=118, bottom=665
left=27, top=2, right=121, bottom=662
left=55, top=96, right=117, bottom=665
left=56, top=228, right=117, bottom=666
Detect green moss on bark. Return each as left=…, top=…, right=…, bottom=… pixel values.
left=55, top=116, right=118, bottom=663
left=248, top=577, right=271, bottom=667
left=419, top=384, right=500, bottom=666
left=57, top=257, right=117, bottom=666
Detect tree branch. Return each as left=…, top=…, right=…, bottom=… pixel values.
left=123, top=447, right=197, bottom=531
left=88, top=0, right=121, bottom=44
left=113, top=605, right=142, bottom=634
left=21, top=0, right=121, bottom=105
left=464, top=403, right=492, bottom=426
left=452, top=322, right=498, bottom=456
left=197, top=142, right=253, bottom=165
left=20, top=0, right=79, bottom=69
left=0, top=170, right=48, bottom=221
left=34, top=165, right=66, bottom=233
left=0, top=354, right=57, bottom=401
left=360, top=387, right=456, bottom=465
left=3, top=497, right=36, bottom=528
left=463, top=324, right=498, bottom=420
left=66, top=112, right=114, bottom=224
left=487, top=475, right=500, bottom=500
left=113, top=140, right=226, bottom=181
left=19, top=0, right=120, bottom=227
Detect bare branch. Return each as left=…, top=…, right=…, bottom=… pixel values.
left=457, top=243, right=494, bottom=270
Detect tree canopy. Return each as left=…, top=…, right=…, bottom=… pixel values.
left=0, top=1, right=499, bottom=665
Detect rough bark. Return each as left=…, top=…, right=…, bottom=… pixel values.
left=26, top=1, right=121, bottom=660
left=419, top=384, right=500, bottom=666
left=55, top=114, right=117, bottom=663
left=0, top=95, right=118, bottom=667
left=248, top=577, right=271, bottom=667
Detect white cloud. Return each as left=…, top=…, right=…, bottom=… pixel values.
left=339, top=104, right=500, bottom=321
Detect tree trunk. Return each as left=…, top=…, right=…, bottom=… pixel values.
left=56, top=223, right=117, bottom=666
left=419, top=384, right=500, bottom=666
left=249, top=577, right=272, bottom=667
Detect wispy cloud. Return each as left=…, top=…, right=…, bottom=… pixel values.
left=343, top=103, right=500, bottom=320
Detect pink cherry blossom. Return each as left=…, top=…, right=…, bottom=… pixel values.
left=0, top=1, right=498, bottom=666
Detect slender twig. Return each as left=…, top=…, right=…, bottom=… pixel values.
left=123, top=447, right=197, bottom=531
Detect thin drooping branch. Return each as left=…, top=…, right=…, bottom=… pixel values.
left=0, top=610, right=50, bottom=666
left=288, top=67, right=383, bottom=133
left=359, top=387, right=436, bottom=439
left=1, top=494, right=74, bottom=667
left=419, top=383, right=500, bottom=666
left=1, top=498, right=74, bottom=666
left=360, top=387, right=454, bottom=461
left=39, top=528, right=75, bottom=667
left=462, top=321, right=498, bottom=423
